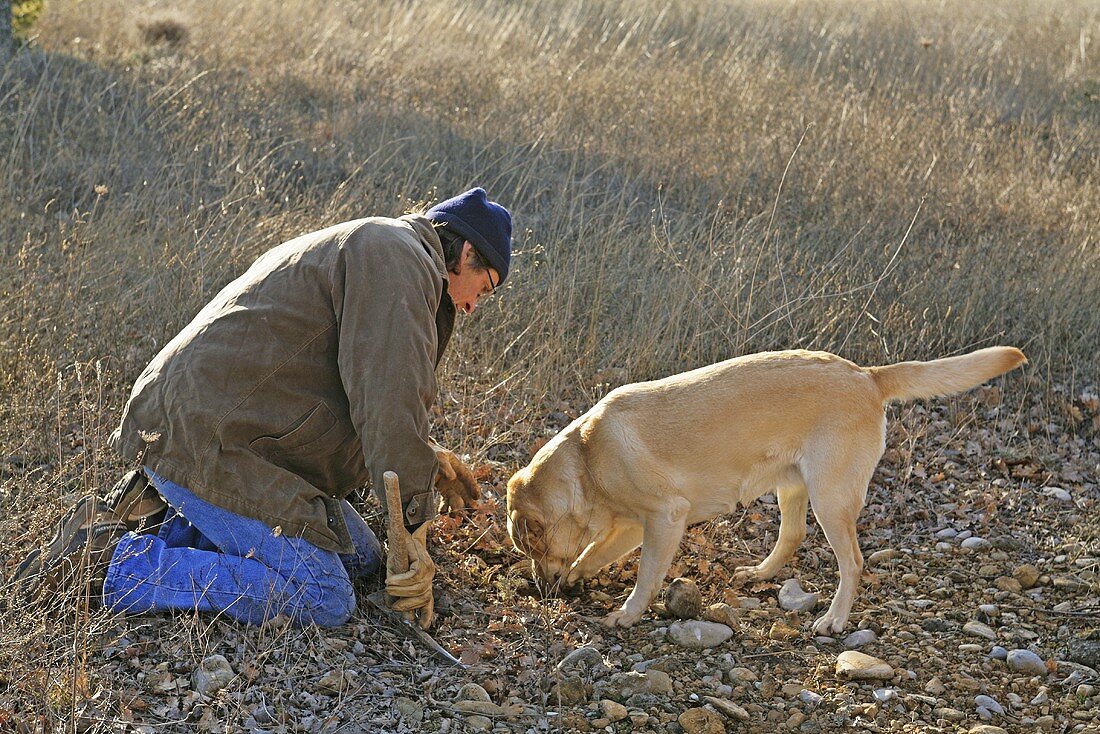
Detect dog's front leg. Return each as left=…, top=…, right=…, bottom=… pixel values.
left=602, top=498, right=690, bottom=628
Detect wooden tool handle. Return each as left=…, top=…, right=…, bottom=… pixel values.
left=383, top=471, right=409, bottom=574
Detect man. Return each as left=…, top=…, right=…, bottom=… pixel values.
left=13, top=187, right=512, bottom=629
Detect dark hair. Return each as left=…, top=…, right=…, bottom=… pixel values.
left=438, top=225, right=490, bottom=273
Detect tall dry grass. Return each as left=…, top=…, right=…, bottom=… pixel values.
left=0, top=0, right=1097, bottom=724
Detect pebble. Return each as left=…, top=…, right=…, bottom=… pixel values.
left=873, top=688, right=897, bottom=704
left=974, top=694, right=1004, bottom=716
left=668, top=621, right=734, bottom=649
left=989, top=646, right=1008, bottom=661
left=394, top=697, right=423, bottom=726
left=994, top=576, right=1022, bottom=593
left=969, top=726, right=1009, bottom=734
left=1042, top=487, right=1072, bottom=502
left=1007, top=649, right=1048, bottom=675
left=835, top=651, right=894, bottom=680
left=728, top=667, right=757, bottom=683
left=598, top=699, right=628, bottom=722
left=799, top=690, right=823, bottom=707
left=557, top=646, right=605, bottom=672
left=678, top=707, right=726, bottom=734
left=701, top=696, right=750, bottom=722
left=702, top=603, right=739, bottom=627
left=553, top=676, right=589, bottom=705
left=1013, top=564, right=1041, bottom=588
left=457, top=683, right=492, bottom=702
left=602, top=670, right=673, bottom=701
left=924, top=677, right=946, bottom=695
left=963, top=621, right=997, bottom=639
left=192, top=655, right=235, bottom=696
left=666, top=578, right=703, bottom=619
left=465, top=714, right=492, bottom=731
left=935, top=528, right=958, bottom=539
left=1065, top=638, right=1100, bottom=669
left=778, top=578, right=819, bottom=612
left=935, top=707, right=966, bottom=721
left=843, top=629, right=877, bottom=649
left=868, top=548, right=899, bottom=565
left=961, top=537, right=992, bottom=551
left=767, top=621, right=800, bottom=641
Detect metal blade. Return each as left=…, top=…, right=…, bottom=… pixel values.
left=365, top=591, right=466, bottom=669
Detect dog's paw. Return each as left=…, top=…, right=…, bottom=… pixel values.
left=811, top=612, right=848, bottom=636
left=601, top=608, right=643, bottom=628
left=732, top=565, right=761, bottom=585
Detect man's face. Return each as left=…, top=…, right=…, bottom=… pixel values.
left=448, top=241, right=499, bottom=315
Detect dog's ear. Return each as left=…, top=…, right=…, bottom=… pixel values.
left=510, top=512, right=546, bottom=557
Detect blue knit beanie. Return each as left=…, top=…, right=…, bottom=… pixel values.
left=426, top=188, right=513, bottom=284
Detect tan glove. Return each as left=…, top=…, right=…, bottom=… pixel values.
left=385, top=523, right=435, bottom=629
left=431, top=442, right=480, bottom=514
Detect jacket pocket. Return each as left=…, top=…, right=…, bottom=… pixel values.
left=249, top=403, right=341, bottom=458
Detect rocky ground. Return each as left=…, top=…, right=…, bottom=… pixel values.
left=2, top=387, right=1098, bottom=733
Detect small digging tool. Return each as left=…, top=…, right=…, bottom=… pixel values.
left=365, top=471, right=465, bottom=668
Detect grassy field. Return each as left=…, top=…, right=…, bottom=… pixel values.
left=1, top=0, right=1097, bottom=728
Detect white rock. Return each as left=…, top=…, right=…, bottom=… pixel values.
left=1042, top=487, right=1072, bottom=502
left=1007, top=649, right=1048, bottom=676
left=777, top=579, right=819, bottom=612
left=961, top=537, right=992, bottom=551
left=193, top=655, right=235, bottom=696
left=873, top=688, right=897, bottom=703
left=974, top=695, right=1004, bottom=715
left=843, top=629, right=877, bottom=649
left=964, top=621, right=997, bottom=640
left=667, top=621, right=734, bottom=649
left=835, top=651, right=894, bottom=681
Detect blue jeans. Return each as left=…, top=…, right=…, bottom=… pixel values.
left=101, top=470, right=382, bottom=627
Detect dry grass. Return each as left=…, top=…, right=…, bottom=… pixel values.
left=0, top=0, right=1097, bottom=728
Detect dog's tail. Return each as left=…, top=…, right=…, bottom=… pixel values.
left=866, top=346, right=1026, bottom=404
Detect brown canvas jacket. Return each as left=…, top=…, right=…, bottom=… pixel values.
left=108, top=215, right=452, bottom=553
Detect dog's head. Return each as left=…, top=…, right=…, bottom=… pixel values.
left=506, top=436, right=611, bottom=594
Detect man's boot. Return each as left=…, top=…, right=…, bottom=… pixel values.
left=11, top=495, right=129, bottom=605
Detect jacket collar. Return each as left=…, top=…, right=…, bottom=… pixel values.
left=401, top=214, right=448, bottom=282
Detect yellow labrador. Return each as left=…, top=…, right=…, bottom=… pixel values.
left=507, top=347, right=1025, bottom=634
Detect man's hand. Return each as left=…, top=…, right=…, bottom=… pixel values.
left=385, top=523, right=435, bottom=629
left=431, top=443, right=480, bottom=514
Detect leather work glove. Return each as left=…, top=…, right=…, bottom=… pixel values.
left=385, top=523, right=435, bottom=629
left=431, top=442, right=480, bottom=514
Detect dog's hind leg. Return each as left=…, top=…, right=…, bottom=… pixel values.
left=602, top=497, right=690, bottom=628
left=733, top=482, right=809, bottom=584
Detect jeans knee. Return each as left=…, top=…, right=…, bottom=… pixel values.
left=304, top=577, right=356, bottom=627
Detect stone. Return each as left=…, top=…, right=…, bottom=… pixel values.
left=835, top=651, right=894, bottom=681
left=935, top=707, right=966, bottom=722
left=457, top=683, right=492, bottom=702
left=843, top=629, right=877, bottom=649
left=1065, top=638, right=1100, bottom=670
left=598, top=700, right=628, bottom=723
left=667, top=578, right=703, bottom=619
left=924, top=676, right=946, bottom=695
left=192, top=655, right=235, bottom=696
left=678, top=707, right=726, bottom=734
left=728, top=667, right=757, bottom=683
left=873, top=688, right=897, bottom=703
left=969, top=727, right=1009, bottom=734
left=995, top=576, right=1022, bottom=593
left=799, top=690, right=823, bottom=707
left=394, top=697, right=423, bottom=726
left=1013, top=564, right=1041, bottom=589
left=778, top=579, right=819, bottom=612
left=702, top=696, right=750, bottom=721
left=964, top=621, right=997, bottom=640
left=668, top=620, right=734, bottom=649
left=867, top=549, right=899, bottom=565
left=465, top=714, right=492, bottom=731
left=1007, top=649, right=1049, bottom=675
left=1042, top=487, right=1072, bottom=502
left=557, top=646, right=605, bottom=672
left=961, top=537, right=992, bottom=551
left=703, top=603, right=739, bottom=627
left=602, top=670, right=673, bottom=701
left=767, top=621, right=800, bottom=641
left=990, top=646, right=1008, bottom=661
left=974, top=695, right=1004, bottom=715
left=553, top=676, right=589, bottom=705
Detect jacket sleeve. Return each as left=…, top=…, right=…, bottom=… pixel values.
left=331, top=223, right=441, bottom=526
